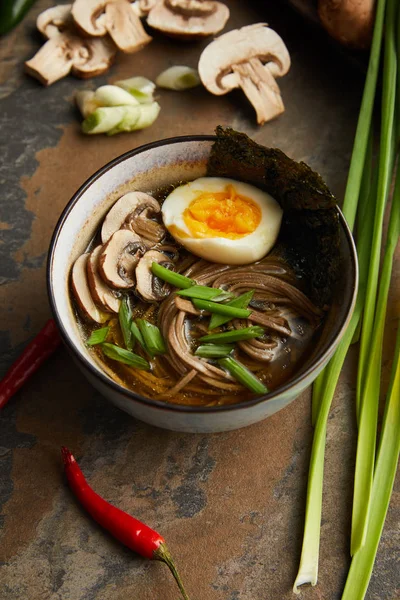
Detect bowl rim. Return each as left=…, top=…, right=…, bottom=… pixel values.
left=47, top=134, right=358, bottom=414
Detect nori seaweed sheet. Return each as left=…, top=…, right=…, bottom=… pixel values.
left=207, top=126, right=340, bottom=307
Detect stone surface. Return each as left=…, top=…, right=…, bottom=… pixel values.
left=0, top=1, right=399, bottom=599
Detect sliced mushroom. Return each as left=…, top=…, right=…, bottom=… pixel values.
left=87, top=246, right=121, bottom=313
left=71, top=254, right=109, bottom=323
left=25, top=4, right=116, bottom=86
left=101, top=191, right=165, bottom=246
left=72, top=0, right=152, bottom=53
left=198, top=23, right=290, bottom=125
left=99, top=229, right=146, bottom=289
left=146, top=0, right=229, bottom=39
left=131, top=0, right=161, bottom=17
left=135, top=250, right=173, bottom=301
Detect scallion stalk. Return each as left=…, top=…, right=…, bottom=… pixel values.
left=199, top=326, right=264, bottom=344
left=151, top=262, right=195, bottom=289
left=209, top=290, right=254, bottom=329
left=82, top=106, right=127, bottom=134
left=119, top=297, right=133, bottom=351
left=192, top=299, right=251, bottom=319
left=218, top=357, right=268, bottom=394
left=156, top=66, right=201, bottom=90
left=195, top=344, right=234, bottom=358
left=115, top=76, right=156, bottom=103
left=101, top=343, right=150, bottom=370
left=136, top=319, right=167, bottom=357
left=176, top=285, right=226, bottom=301
left=94, top=85, right=140, bottom=107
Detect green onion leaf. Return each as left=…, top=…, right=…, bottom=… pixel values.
left=130, top=321, right=146, bottom=350
left=119, top=297, right=133, bottom=351
left=192, top=299, right=251, bottom=319
left=177, top=285, right=227, bottom=301
left=195, top=344, right=235, bottom=358
left=218, top=357, right=268, bottom=394
left=209, top=290, right=254, bottom=329
left=101, top=343, right=150, bottom=370
left=87, top=326, right=110, bottom=346
left=199, top=326, right=264, bottom=344
left=136, top=319, right=167, bottom=357
left=151, top=262, right=195, bottom=289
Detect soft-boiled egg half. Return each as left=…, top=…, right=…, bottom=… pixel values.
left=161, top=177, right=283, bottom=265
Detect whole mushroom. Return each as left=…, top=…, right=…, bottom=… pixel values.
left=198, top=23, right=291, bottom=125
left=71, top=0, right=152, bottom=53
left=25, top=4, right=117, bottom=86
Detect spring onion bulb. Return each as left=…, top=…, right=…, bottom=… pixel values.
left=82, top=107, right=128, bottom=134
left=75, top=90, right=98, bottom=118
left=115, top=76, right=156, bottom=103
left=94, top=85, right=140, bottom=107
left=156, top=66, right=201, bottom=90
left=107, top=103, right=160, bottom=135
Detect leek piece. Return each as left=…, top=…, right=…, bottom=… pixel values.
left=195, top=344, right=234, bottom=358
left=218, top=357, right=268, bottom=394
left=82, top=106, right=127, bottom=134
left=341, top=324, right=400, bottom=600
left=119, top=297, right=133, bottom=351
left=200, top=326, right=264, bottom=344
left=75, top=90, right=98, bottom=118
left=94, top=85, right=139, bottom=107
left=156, top=66, right=201, bottom=90
left=351, top=102, right=400, bottom=555
left=101, top=343, right=150, bottom=370
left=87, top=326, right=110, bottom=346
left=192, top=298, right=251, bottom=319
left=115, top=76, right=156, bottom=103
left=151, top=262, right=195, bottom=289
left=209, top=291, right=254, bottom=329
left=294, top=0, right=387, bottom=589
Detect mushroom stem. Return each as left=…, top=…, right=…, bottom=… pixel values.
left=232, top=58, right=284, bottom=125
left=105, top=0, right=152, bottom=53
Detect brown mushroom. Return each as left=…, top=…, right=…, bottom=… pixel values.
left=71, top=254, right=109, bottom=323
left=135, top=250, right=173, bottom=301
left=71, top=0, right=152, bottom=53
left=98, top=229, right=146, bottom=289
left=25, top=4, right=116, bottom=86
left=318, top=0, right=375, bottom=50
left=146, top=0, right=229, bottom=40
left=101, top=192, right=165, bottom=246
left=198, top=23, right=290, bottom=125
left=87, top=246, right=121, bottom=313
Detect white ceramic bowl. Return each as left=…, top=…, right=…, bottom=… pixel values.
left=47, top=136, right=358, bottom=433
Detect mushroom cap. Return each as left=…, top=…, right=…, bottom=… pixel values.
left=87, top=246, right=121, bottom=313
left=101, top=191, right=162, bottom=244
left=71, top=253, right=109, bottom=323
left=37, top=4, right=73, bottom=38
left=71, top=0, right=108, bottom=37
left=71, top=36, right=117, bottom=79
left=147, top=0, right=229, bottom=39
left=135, top=250, right=173, bottom=301
left=318, top=0, right=375, bottom=49
left=99, top=229, right=146, bottom=289
left=198, top=23, right=291, bottom=95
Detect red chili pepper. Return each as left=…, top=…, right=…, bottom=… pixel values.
left=61, top=447, right=191, bottom=600
left=0, top=319, right=61, bottom=410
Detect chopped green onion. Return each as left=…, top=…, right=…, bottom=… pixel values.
left=155, top=66, right=201, bottom=90
left=75, top=90, right=98, bottom=118
left=101, top=343, right=150, bottom=370
left=195, top=344, right=234, bottom=358
left=136, top=319, right=167, bottom=357
left=218, top=357, right=268, bottom=394
left=211, top=291, right=235, bottom=302
left=87, top=326, right=110, bottom=346
left=115, top=76, right=156, bottom=103
left=119, top=297, right=133, bottom=351
left=209, top=290, right=254, bottom=329
left=192, top=299, right=251, bottom=319
left=130, top=321, right=146, bottom=350
left=151, top=262, right=195, bottom=289
left=177, top=285, right=226, bottom=300
left=82, top=106, right=127, bottom=134
left=199, top=326, right=264, bottom=344
left=94, top=85, right=139, bottom=107
left=107, top=103, right=160, bottom=136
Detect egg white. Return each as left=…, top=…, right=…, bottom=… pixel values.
left=161, top=177, right=283, bottom=265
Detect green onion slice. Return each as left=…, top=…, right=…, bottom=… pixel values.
left=101, top=343, right=150, bottom=370
left=177, top=285, right=228, bottom=301
left=192, top=298, right=251, bottom=319
left=199, top=326, right=264, bottom=344
left=82, top=106, right=127, bottom=134
left=155, top=66, right=201, bottom=90
left=209, top=290, right=255, bottom=329
left=136, top=319, right=167, bottom=357
left=119, top=297, right=133, bottom=351
left=115, top=76, right=156, bottom=103
left=195, top=344, right=234, bottom=358
left=151, top=262, right=195, bottom=289
left=218, top=357, right=268, bottom=394
left=130, top=321, right=146, bottom=350
left=87, top=326, right=110, bottom=346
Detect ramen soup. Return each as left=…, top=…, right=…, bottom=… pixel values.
left=70, top=128, right=340, bottom=406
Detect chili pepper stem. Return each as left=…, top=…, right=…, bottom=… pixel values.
left=154, top=543, right=191, bottom=600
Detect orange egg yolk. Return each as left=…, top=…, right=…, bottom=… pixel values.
left=179, top=185, right=262, bottom=239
